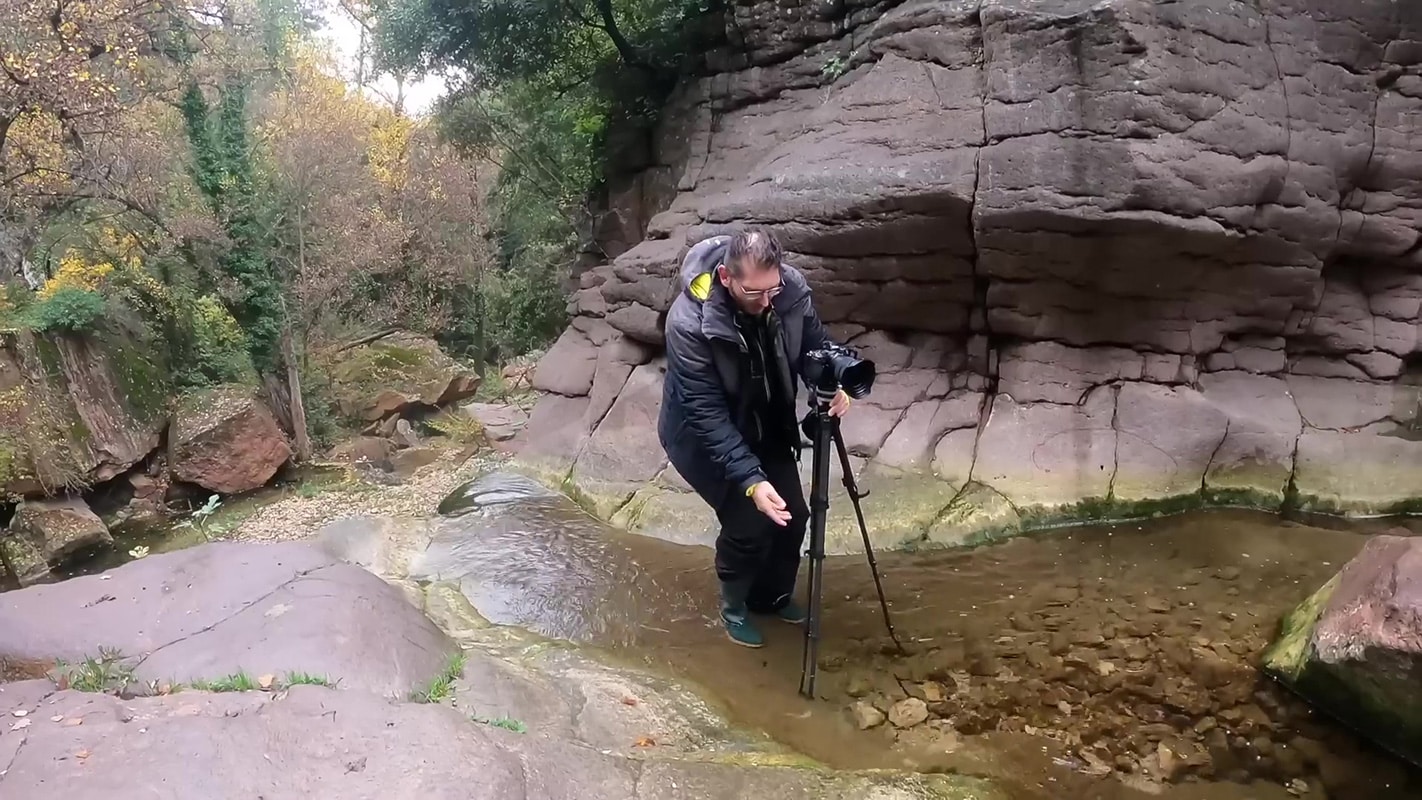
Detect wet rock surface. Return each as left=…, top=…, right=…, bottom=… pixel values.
left=513, top=0, right=1422, bottom=541
left=313, top=473, right=1422, bottom=799
left=1263, top=534, right=1422, bottom=769
left=0, top=519, right=1002, bottom=800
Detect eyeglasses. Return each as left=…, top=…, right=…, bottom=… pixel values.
left=730, top=276, right=782, bottom=299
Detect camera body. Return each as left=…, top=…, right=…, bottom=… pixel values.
left=802, top=342, right=876, bottom=400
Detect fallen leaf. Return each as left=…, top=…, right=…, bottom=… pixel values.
left=10, top=718, right=31, bottom=731
left=633, top=736, right=656, bottom=748
left=620, top=697, right=639, bottom=706
left=258, top=674, right=275, bottom=690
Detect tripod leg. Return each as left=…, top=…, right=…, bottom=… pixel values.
left=799, top=407, right=834, bottom=698
left=830, top=421, right=905, bottom=653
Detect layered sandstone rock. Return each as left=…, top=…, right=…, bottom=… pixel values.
left=515, top=0, right=1422, bottom=550
left=0, top=330, right=168, bottom=497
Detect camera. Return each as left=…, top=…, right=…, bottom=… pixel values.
left=802, top=342, right=876, bottom=399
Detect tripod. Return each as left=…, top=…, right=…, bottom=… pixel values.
left=798, top=388, right=904, bottom=699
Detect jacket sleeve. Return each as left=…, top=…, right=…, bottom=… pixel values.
left=797, top=293, right=837, bottom=367
left=665, top=322, right=767, bottom=495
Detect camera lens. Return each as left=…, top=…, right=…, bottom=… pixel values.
left=837, top=356, right=875, bottom=398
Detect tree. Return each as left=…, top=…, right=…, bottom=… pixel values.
left=0, top=0, right=175, bottom=285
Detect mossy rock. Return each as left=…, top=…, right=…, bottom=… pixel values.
left=1260, top=537, right=1422, bottom=768
left=324, top=332, right=480, bottom=424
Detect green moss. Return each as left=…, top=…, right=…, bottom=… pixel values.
left=32, top=334, right=64, bottom=379
left=1202, top=485, right=1286, bottom=511
left=100, top=328, right=173, bottom=426
left=1260, top=573, right=1337, bottom=680
left=370, top=346, right=429, bottom=370
left=1014, top=495, right=1119, bottom=528
left=1292, top=491, right=1422, bottom=518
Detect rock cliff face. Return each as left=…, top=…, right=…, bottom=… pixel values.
left=0, top=329, right=168, bottom=498
left=516, top=0, right=1422, bottom=552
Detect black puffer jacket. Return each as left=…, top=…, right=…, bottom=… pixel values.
left=657, top=234, right=836, bottom=506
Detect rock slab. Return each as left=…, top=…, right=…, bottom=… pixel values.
left=0, top=540, right=457, bottom=698
left=1262, top=534, right=1422, bottom=767
left=0, top=685, right=1002, bottom=800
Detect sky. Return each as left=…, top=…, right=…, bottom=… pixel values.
left=309, top=2, right=449, bottom=116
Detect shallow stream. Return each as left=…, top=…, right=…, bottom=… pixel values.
left=429, top=473, right=1422, bottom=800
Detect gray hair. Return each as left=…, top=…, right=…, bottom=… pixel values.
left=724, top=227, right=783, bottom=277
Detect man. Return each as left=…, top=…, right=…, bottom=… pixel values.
left=658, top=227, right=851, bottom=648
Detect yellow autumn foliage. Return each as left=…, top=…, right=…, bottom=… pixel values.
left=39, top=254, right=116, bottom=300
left=369, top=115, right=415, bottom=191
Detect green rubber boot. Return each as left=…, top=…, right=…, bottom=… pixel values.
left=773, top=599, right=808, bottom=625
left=720, top=581, right=764, bottom=648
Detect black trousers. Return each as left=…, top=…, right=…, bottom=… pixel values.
left=713, top=447, right=810, bottom=613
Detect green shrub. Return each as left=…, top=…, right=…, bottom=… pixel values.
left=184, top=295, right=255, bottom=387
left=27, top=288, right=107, bottom=335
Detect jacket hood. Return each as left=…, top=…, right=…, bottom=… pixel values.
left=674, top=233, right=814, bottom=345
left=678, top=235, right=730, bottom=303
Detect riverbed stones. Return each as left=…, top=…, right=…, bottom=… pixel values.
left=1262, top=533, right=1422, bottom=767
left=890, top=697, right=930, bottom=729
left=11, top=497, right=112, bottom=567
left=169, top=385, right=293, bottom=495
left=851, top=700, right=887, bottom=730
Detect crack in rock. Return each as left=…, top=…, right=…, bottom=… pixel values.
left=132, top=563, right=333, bottom=670
left=1200, top=418, right=1231, bottom=497
left=1107, top=384, right=1122, bottom=501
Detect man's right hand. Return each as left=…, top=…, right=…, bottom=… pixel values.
left=749, top=481, right=791, bottom=526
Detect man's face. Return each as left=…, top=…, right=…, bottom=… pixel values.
left=717, top=259, right=782, bottom=316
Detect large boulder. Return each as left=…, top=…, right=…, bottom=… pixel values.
left=1262, top=534, right=1422, bottom=767
left=169, top=385, right=292, bottom=494
left=11, top=497, right=113, bottom=567
left=326, top=332, right=481, bottom=423
left=0, top=330, right=168, bottom=497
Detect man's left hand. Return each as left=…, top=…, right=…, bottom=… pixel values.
left=829, top=389, right=851, bottom=417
